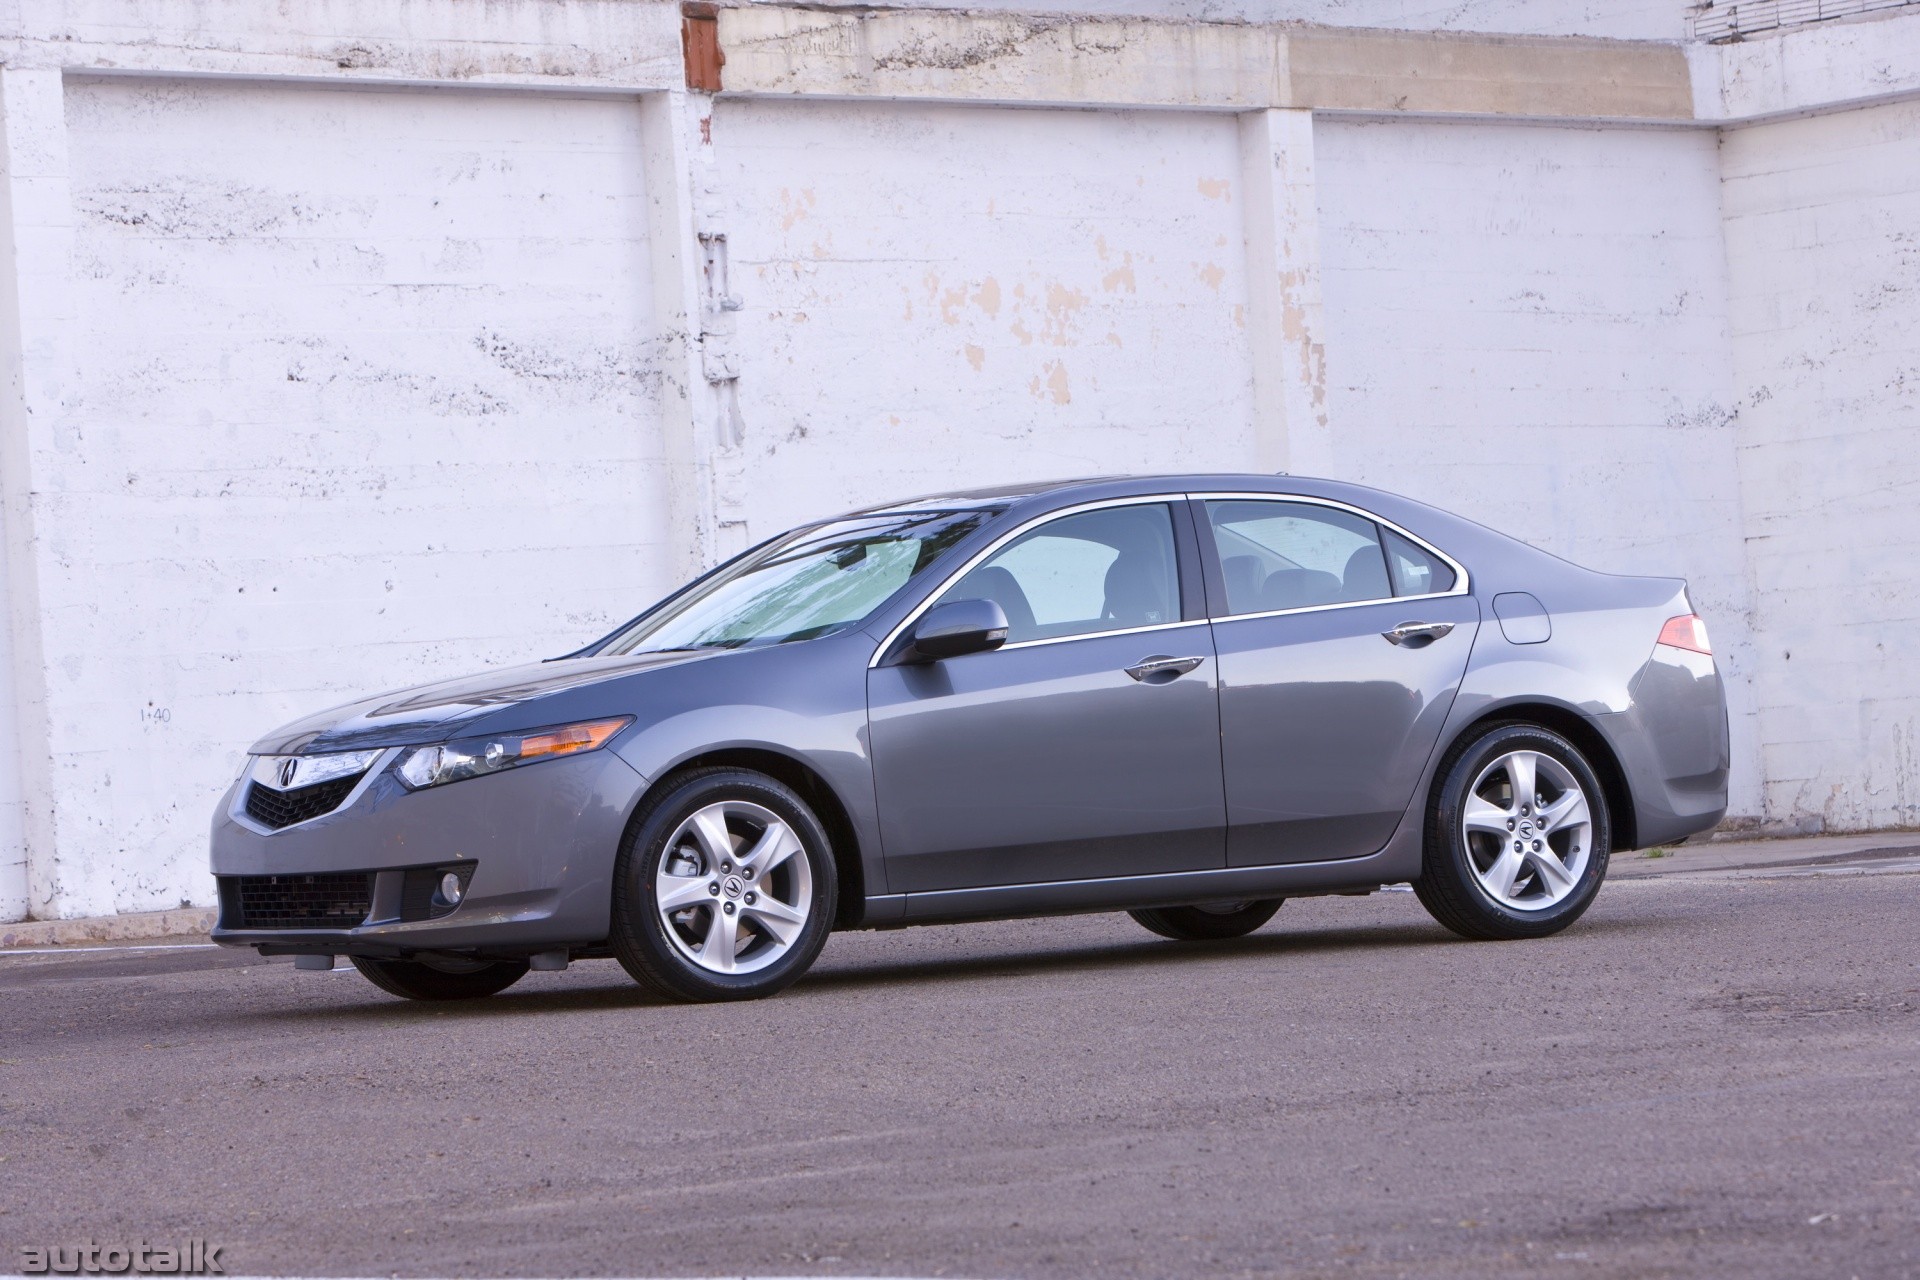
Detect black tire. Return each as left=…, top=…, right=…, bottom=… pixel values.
left=1129, top=898, right=1284, bottom=941
left=1414, top=721, right=1612, bottom=941
left=350, top=955, right=529, bottom=1001
left=610, top=767, right=838, bottom=1003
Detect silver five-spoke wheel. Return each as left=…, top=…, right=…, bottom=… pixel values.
left=1460, top=749, right=1592, bottom=911
left=655, top=800, right=813, bottom=975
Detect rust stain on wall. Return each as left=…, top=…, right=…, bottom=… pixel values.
left=682, top=3, right=724, bottom=92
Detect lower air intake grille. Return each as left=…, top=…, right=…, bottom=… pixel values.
left=221, top=873, right=374, bottom=930
left=244, top=773, right=364, bottom=830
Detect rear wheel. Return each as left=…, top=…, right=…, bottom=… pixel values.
left=611, top=768, right=838, bottom=1003
left=1415, top=722, right=1611, bottom=940
left=1129, top=899, right=1284, bottom=941
left=350, top=955, right=529, bottom=1001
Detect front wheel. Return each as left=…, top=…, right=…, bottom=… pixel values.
left=1415, top=722, right=1611, bottom=941
left=610, top=768, right=838, bottom=1003
left=1129, top=899, right=1284, bottom=941
left=350, top=955, right=529, bottom=1001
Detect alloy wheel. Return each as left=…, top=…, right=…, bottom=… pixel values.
left=1459, top=749, right=1593, bottom=911
left=655, top=800, right=813, bottom=975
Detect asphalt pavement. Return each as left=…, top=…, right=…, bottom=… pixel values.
left=1, top=845, right=1917, bottom=1279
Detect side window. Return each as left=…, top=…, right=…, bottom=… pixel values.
left=1205, top=499, right=1393, bottom=615
left=936, top=504, right=1180, bottom=644
left=1383, top=528, right=1457, bottom=597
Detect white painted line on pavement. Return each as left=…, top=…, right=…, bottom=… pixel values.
left=0, top=942, right=219, bottom=956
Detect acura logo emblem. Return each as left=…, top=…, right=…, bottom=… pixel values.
left=278, top=758, right=299, bottom=788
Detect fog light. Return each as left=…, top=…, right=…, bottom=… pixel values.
left=437, top=871, right=465, bottom=907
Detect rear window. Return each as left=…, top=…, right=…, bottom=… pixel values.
left=1206, top=499, right=1391, bottom=614
left=1383, top=528, right=1456, bottom=597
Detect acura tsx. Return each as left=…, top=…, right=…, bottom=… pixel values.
left=210, top=475, right=1729, bottom=1002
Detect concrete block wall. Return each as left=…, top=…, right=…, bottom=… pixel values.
left=712, top=98, right=1259, bottom=536
left=732, top=0, right=1685, bottom=40
left=1722, top=100, right=1920, bottom=831
left=15, top=75, right=676, bottom=917
left=1313, top=118, right=1763, bottom=816
left=0, top=1, right=1915, bottom=921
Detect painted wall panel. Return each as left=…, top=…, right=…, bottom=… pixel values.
left=42, top=78, right=668, bottom=916
left=732, top=0, right=1682, bottom=40
left=1722, top=100, right=1920, bottom=831
left=1315, top=117, right=1763, bottom=818
left=712, top=98, right=1258, bottom=539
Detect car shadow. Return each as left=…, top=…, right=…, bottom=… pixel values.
left=216, top=907, right=1676, bottom=1025
left=796, top=919, right=1457, bottom=993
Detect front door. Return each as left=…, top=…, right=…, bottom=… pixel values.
left=1198, top=496, right=1480, bottom=866
left=869, top=500, right=1226, bottom=894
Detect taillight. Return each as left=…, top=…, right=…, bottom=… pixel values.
left=1657, top=614, right=1711, bottom=655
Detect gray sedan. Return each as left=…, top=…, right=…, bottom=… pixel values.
left=210, top=475, right=1729, bottom=1002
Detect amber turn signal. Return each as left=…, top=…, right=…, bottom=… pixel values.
left=519, top=718, right=631, bottom=761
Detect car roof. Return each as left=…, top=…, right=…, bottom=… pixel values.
left=844, top=476, right=1124, bottom=513
left=833, top=472, right=1572, bottom=596
left=847, top=473, right=1396, bottom=517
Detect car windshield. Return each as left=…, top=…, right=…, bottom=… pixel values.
left=597, top=507, right=998, bottom=655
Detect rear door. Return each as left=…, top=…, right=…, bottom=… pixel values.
left=868, top=498, right=1226, bottom=893
left=1198, top=496, right=1479, bottom=866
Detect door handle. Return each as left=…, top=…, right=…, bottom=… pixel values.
left=1125, top=655, right=1205, bottom=682
left=1382, top=621, right=1455, bottom=647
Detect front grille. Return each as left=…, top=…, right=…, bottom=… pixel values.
left=221, top=873, right=373, bottom=930
left=244, top=773, right=364, bottom=830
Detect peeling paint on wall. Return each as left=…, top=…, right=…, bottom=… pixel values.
left=710, top=97, right=1257, bottom=536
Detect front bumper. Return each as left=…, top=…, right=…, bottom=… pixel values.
left=209, top=748, right=649, bottom=958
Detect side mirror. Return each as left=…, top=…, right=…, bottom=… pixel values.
left=901, top=598, right=1009, bottom=663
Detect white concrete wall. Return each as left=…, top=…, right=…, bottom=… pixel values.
left=1722, top=100, right=1920, bottom=831
left=712, top=98, right=1259, bottom=537
left=1313, top=117, right=1764, bottom=817
left=3, top=2, right=1919, bottom=923
left=0, top=533, right=21, bottom=919
left=735, top=0, right=1684, bottom=40
left=32, top=77, right=670, bottom=916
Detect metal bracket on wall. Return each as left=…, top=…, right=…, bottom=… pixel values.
left=698, top=231, right=745, bottom=445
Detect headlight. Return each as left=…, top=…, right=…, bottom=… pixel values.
left=394, top=717, right=632, bottom=790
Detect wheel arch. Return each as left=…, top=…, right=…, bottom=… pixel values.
left=1436, top=701, right=1638, bottom=852
left=641, top=746, right=868, bottom=928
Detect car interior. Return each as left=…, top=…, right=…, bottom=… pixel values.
left=940, top=504, right=1181, bottom=644
left=937, top=498, right=1454, bottom=644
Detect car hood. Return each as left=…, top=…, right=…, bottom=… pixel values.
left=249, top=650, right=711, bottom=756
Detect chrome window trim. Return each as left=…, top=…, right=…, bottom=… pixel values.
left=999, top=618, right=1210, bottom=653
left=868, top=489, right=1472, bottom=668
left=1199, top=491, right=1472, bottom=622
left=868, top=493, right=1194, bottom=669
left=227, top=746, right=403, bottom=836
